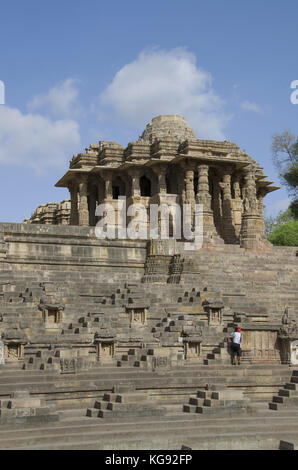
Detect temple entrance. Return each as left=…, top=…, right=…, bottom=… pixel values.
left=112, top=176, right=126, bottom=200
left=140, top=175, right=151, bottom=197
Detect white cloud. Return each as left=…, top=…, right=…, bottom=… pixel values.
left=0, top=105, right=80, bottom=173
left=27, top=79, right=81, bottom=119
left=98, top=48, right=230, bottom=140
left=241, top=100, right=263, bottom=114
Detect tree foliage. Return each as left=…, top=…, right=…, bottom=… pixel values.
left=272, top=131, right=298, bottom=182
left=268, top=220, right=298, bottom=246
left=264, top=208, right=295, bottom=237
left=271, top=130, right=298, bottom=221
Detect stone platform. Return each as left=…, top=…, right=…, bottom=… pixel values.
left=0, top=223, right=297, bottom=449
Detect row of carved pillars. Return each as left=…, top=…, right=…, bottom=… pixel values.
left=67, top=164, right=264, bottom=246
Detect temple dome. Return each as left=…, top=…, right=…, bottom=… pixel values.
left=139, top=115, right=196, bottom=143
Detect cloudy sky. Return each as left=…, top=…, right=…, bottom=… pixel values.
left=0, top=0, right=297, bottom=221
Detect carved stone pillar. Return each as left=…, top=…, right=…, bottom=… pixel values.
left=88, top=185, right=97, bottom=227
left=257, top=187, right=267, bottom=239
left=151, top=164, right=171, bottom=238
left=233, top=174, right=241, bottom=200
left=78, top=175, right=89, bottom=226
left=212, top=173, right=223, bottom=238
left=127, top=168, right=148, bottom=235
left=242, top=166, right=258, bottom=216
left=196, top=164, right=217, bottom=240
left=184, top=169, right=195, bottom=205
left=240, top=166, right=270, bottom=251
left=183, top=168, right=195, bottom=230
left=68, top=182, right=79, bottom=226
left=101, top=171, right=113, bottom=200
left=232, top=173, right=243, bottom=239
left=128, top=168, right=141, bottom=198
left=97, top=177, right=105, bottom=205
left=196, top=164, right=210, bottom=208
left=152, top=164, right=167, bottom=195
left=220, top=168, right=236, bottom=243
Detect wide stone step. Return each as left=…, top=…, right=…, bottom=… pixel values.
left=97, top=407, right=163, bottom=420
left=4, top=415, right=297, bottom=449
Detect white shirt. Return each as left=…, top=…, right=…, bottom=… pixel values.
left=231, top=332, right=242, bottom=345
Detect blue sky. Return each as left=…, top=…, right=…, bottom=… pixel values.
left=0, top=0, right=297, bottom=222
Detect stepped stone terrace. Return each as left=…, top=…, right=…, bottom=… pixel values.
left=0, top=115, right=297, bottom=450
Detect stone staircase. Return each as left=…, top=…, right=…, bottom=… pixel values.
left=87, top=390, right=165, bottom=420
left=0, top=359, right=295, bottom=449
left=269, top=370, right=298, bottom=411
left=1, top=409, right=298, bottom=450
left=183, top=384, right=249, bottom=416
left=0, top=245, right=297, bottom=449
left=0, top=390, right=59, bottom=424
left=203, top=339, right=231, bottom=365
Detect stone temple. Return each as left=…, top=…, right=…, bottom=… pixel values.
left=27, top=114, right=278, bottom=252
left=0, top=115, right=297, bottom=450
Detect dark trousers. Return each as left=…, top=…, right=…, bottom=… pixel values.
left=231, top=343, right=241, bottom=362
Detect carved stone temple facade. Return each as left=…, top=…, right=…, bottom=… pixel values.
left=25, top=115, right=278, bottom=251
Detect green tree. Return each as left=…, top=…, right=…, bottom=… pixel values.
left=272, top=131, right=298, bottom=217
left=264, top=208, right=294, bottom=237
left=268, top=220, right=298, bottom=246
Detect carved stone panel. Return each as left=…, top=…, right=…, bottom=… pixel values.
left=128, top=308, right=147, bottom=325
left=15, top=408, right=36, bottom=417
left=6, top=343, right=24, bottom=361
left=101, top=341, right=114, bottom=357
left=43, top=306, right=63, bottom=324
left=60, top=358, right=77, bottom=374
left=152, top=356, right=168, bottom=369
left=0, top=340, right=4, bottom=364
left=241, top=330, right=280, bottom=363
left=207, top=309, right=223, bottom=326
left=184, top=341, right=201, bottom=359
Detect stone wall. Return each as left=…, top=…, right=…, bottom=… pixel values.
left=0, top=223, right=146, bottom=280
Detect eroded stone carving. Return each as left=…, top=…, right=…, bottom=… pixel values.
left=152, top=356, right=168, bottom=369
left=0, top=340, right=4, bottom=364
left=203, top=299, right=224, bottom=326
left=60, top=358, right=77, bottom=374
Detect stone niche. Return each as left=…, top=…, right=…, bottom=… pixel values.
left=39, top=304, right=64, bottom=326
left=2, top=330, right=27, bottom=362
left=6, top=342, right=24, bottom=361
left=126, top=305, right=148, bottom=326
left=184, top=339, right=202, bottom=360
left=203, top=299, right=224, bottom=327
left=94, top=331, right=115, bottom=362
left=100, top=341, right=114, bottom=357
left=39, top=303, right=64, bottom=329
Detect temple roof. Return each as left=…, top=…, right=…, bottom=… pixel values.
left=54, top=115, right=279, bottom=196
left=139, top=115, right=196, bottom=143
